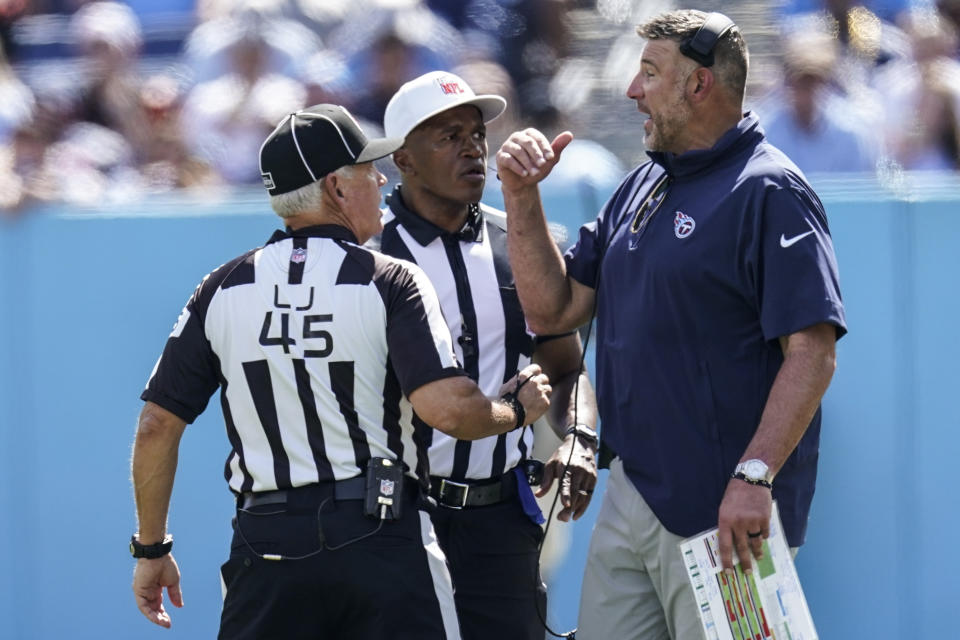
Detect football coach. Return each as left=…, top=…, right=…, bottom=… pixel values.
left=496, top=10, right=846, bottom=639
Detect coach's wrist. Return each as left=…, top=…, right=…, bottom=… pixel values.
left=732, top=459, right=774, bottom=488
left=500, top=182, right=543, bottom=207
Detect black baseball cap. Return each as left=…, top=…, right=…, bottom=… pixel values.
left=258, top=104, right=403, bottom=195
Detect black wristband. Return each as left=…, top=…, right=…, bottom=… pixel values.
left=130, top=534, right=173, bottom=559
left=500, top=392, right=525, bottom=429
left=730, top=471, right=772, bottom=489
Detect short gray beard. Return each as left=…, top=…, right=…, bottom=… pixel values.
left=649, top=105, right=691, bottom=153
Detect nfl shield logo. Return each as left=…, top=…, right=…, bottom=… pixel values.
left=291, top=248, right=307, bottom=263
left=379, top=479, right=395, bottom=496
left=438, top=78, right=463, bottom=95
left=674, top=211, right=696, bottom=239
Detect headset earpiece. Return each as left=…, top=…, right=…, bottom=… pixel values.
left=678, top=12, right=735, bottom=67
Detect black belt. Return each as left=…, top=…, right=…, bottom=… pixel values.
left=429, top=471, right=517, bottom=509
left=238, top=476, right=367, bottom=510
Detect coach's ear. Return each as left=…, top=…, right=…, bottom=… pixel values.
left=688, top=67, right=715, bottom=103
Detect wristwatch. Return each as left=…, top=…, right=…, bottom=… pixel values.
left=130, top=534, right=173, bottom=559
left=732, top=459, right=774, bottom=488
left=565, top=424, right=599, bottom=448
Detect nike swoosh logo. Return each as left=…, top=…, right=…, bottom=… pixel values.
left=780, top=229, right=815, bottom=248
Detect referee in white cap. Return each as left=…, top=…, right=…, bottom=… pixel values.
left=129, top=103, right=552, bottom=639
left=376, top=72, right=599, bottom=639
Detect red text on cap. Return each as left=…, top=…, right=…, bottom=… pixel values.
left=438, top=79, right=464, bottom=95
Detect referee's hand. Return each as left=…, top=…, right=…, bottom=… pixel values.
left=133, top=554, right=183, bottom=628
left=501, top=363, right=552, bottom=426
left=536, top=436, right=597, bottom=522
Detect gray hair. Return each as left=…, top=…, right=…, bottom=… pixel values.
left=270, top=178, right=326, bottom=219
left=637, top=10, right=749, bottom=98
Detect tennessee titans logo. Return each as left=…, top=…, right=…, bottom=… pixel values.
left=674, top=211, right=696, bottom=239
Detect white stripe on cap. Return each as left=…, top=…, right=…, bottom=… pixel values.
left=294, top=111, right=358, bottom=160
left=334, top=105, right=364, bottom=143
left=290, top=113, right=318, bottom=182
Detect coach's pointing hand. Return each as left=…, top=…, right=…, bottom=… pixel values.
left=133, top=555, right=183, bottom=628
left=496, top=128, right=573, bottom=191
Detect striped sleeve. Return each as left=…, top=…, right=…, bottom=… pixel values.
left=141, top=283, right=220, bottom=423
left=373, top=255, right=466, bottom=396
left=141, top=251, right=256, bottom=422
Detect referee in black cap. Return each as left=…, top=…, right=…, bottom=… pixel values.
left=129, top=104, right=552, bottom=640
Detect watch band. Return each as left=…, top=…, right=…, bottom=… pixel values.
left=565, top=424, right=599, bottom=447
left=130, top=534, right=174, bottom=559
left=730, top=471, right=772, bottom=489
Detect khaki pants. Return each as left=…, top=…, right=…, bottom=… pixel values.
left=577, top=458, right=704, bottom=640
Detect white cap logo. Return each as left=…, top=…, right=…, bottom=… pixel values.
left=261, top=172, right=275, bottom=190
left=437, top=77, right=465, bottom=95
left=384, top=70, right=507, bottom=140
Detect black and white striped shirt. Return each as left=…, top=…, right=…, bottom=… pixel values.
left=375, top=186, right=538, bottom=481
left=142, top=224, right=464, bottom=493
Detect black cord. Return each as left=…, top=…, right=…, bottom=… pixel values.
left=323, top=514, right=385, bottom=551
left=514, top=373, right=533, bottom=393
left=236, top=497, right=385, bottom=560
left=531, top=165, right=658, bottom=638
left=531, top=303, right=595, bottom=639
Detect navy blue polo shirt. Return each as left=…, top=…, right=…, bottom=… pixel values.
left=565, top=113, right=846, bottom=546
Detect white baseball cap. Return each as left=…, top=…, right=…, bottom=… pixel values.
left=384, top=70, right=507, bottom=141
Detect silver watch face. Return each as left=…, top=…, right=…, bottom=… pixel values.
left=743, top=459, right=769, bottom=481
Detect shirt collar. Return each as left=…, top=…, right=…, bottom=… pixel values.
left=646, top=111, right=765, bottom=178
left=266, top=224, right=358, bottom=246
left=385, top=184, right=484, bottom=246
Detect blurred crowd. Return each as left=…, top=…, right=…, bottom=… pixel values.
left=0, top=0, right=957, bottom=216
left=755, top=0, right=960, bottom=176
left=0, top=0, right=597, bottom=214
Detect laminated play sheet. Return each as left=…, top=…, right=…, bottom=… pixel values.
left=679, top=502, right=817, bottom=640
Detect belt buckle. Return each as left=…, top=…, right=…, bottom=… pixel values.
left=438, top=478, right=470, bottom=509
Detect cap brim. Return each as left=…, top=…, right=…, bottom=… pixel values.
left=404, top=95, right=508, bottom=139
left=355, top=136, right=405, bottom=164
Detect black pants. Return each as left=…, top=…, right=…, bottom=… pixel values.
left=218, top=487, right=459, bottom=639
left=431, top=496, right=547, bottom=640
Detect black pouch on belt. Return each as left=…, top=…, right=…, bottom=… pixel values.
left=364, top=457, right=404, bottom=520
left=521, top=459, right=545, bottom=486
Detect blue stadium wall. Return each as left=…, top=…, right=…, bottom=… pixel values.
left=1, top=176, right=957, bottom=639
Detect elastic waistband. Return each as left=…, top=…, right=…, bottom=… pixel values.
left=429, top=470, right=518, bottom=509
